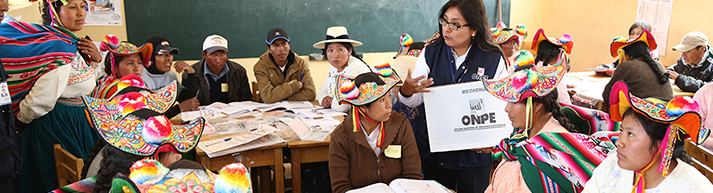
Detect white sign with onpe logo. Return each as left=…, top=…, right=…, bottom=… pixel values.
left=423, top=81, right=512, bottom=152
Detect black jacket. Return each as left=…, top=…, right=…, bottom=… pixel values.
left=185, top=59, right=253, bottom=105
left=667, top=45, right=713, bottom=92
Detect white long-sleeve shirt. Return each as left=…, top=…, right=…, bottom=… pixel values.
left=317, top=56, right=372, bottom=112
left=18, top=53, right=96, bottom=123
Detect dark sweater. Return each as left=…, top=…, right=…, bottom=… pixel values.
left=603, top=59, right=674, bottom=109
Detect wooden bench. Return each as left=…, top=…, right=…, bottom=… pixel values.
left=684, top=140, right=713, bottom=183
left=53, top=144, right=84, bottom=187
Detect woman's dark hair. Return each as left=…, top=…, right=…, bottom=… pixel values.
left=353, top=72, right=386, bottom=108
left=622, top=41, right=669, bottom=84
left=103, top=53, right=125, bottom=77
left=81, top=140, right=107, bottom=179
left=167, top=160, right=206, bottom=170
left=41, top=1, right=63, bottom=25
left=321, top=42, right=365, bottom=64
left=93, top=146, right=145, bottom=193
left=437, top=0, right=501, bottom=53
left=515, top=64, right=577, bottom=132
left=622, top=108, right=691, bottom=163
left=629, top=21, right=652, bottom=34
left=535, top=41, right=561, bottom=66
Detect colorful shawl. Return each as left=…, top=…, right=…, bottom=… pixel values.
left=92, top=76, right=120, bottom=99
left=50, top=176, right=97, bottom=193
left=560, top=102, right=620, bottom=134
left=492, top=129, right=618, bottom=193
left=0, top=21, right=80, bottom=114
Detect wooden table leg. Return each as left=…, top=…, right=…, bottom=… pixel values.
left=259, top=167, right=270, bottom=193
left=291, top=148, right=302, bottom=193
left=275, top=147, right=284, bottom=193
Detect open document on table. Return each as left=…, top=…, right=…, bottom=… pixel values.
left=197, top=125, right=286, bottom=158
left=423, top=81, right=513, bottom=152
left=347, top=179, right=453, bottom=193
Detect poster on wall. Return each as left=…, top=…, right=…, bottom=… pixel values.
left=84, top=0, right=122, bottom=26
left=423, top=81, right=513, bottom=153
left=637, top=0, right=673, bottom=56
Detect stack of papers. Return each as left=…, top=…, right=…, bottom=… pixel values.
left=197, top=126, right=285, bottom=158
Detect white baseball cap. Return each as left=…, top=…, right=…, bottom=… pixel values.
left=202, top=34, right=229, bottom=53
left=672, top=31, right=708, bottom=52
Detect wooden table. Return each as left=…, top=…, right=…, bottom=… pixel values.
left=287, top=113, right=342, bottom=193
left=287, top=140, right=330, bottom=193
left=194, top=100, right=342, bottom=193
left=196, top=133, right=286, bottom=193
left=567, top=71, right=694, bottom=110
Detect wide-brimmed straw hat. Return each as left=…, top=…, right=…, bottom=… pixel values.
left=312, top=26, right=363, bottom=49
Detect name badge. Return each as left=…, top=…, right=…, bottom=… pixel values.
left=384, top=145, right=402, bottom=159
left=221, top=83, right=229, bottom=92
left=0, top=81, right=11, bottom=106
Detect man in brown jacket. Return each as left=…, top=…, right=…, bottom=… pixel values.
left=253, top=28, right=316, bottom=103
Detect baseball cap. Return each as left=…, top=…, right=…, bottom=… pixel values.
left=202, top=34, right=229, bottom=53
left=672, top=31, right=708, bottom=52
left=144, top=35, right=179, bottom=55
left=266, top=28, right=290, bottom=45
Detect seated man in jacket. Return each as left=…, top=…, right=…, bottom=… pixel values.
left=253, top=28, right=316, bottom=103
left=186, top=34, right=252, bottom=105
left=667, top=31, right=713, bottom=92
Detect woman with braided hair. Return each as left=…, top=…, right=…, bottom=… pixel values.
left=602, top=29, right=673, bottom=112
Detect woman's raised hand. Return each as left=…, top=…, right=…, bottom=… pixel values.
left=399, top=68, right=434, bottom=97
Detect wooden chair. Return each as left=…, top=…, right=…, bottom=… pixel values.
left=53, top=144, right=84, bottom=187
left=251, top=81, right=261, bottom=102
left=684, top=140, right=713, bottom=183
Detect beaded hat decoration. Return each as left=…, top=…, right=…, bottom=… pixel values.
left=83, top=78, right=205, bottom=156
left=491, top=22, right=527, bottom=45
left=609, top=81, right=710, bottom=193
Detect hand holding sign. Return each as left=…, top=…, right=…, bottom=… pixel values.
left=400, top=68, right=434, bottom=96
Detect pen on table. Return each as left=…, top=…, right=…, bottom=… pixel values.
left=300, top=73, right=304, bottom=81
left=205, top=137, right=231, bottom=147
left=311, top=107, right=328, bottom=112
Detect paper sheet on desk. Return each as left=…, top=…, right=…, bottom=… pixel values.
left=287, top=117, right=331, bottom=141
left=203, top=133, right=285, bottom=158
left=198, top=126, right=277, bottom=155
left=293, top=108, right=347, bottom=119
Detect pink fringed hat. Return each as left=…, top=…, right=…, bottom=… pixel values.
left=100, top=34, right=153, bottom=77
left=609, top=81, right=710, bottom=193
left=482, top=51, right=568, bottom=103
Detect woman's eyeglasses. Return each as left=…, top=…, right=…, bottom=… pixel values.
left=439, top=18, right=469, bottom=31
